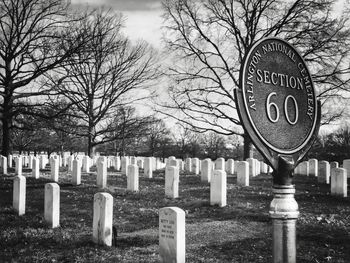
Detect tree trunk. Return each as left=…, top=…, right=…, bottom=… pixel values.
left=1, top=116, right=11, bottom=156
left=243, top=132, right=253, bottom=160
left=88, top=136, right=94, bottom=158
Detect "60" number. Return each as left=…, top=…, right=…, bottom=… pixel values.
left=266, top=92, right=298, bottom=125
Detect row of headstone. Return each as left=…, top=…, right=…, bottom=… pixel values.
left=295, top=159, right=347, bottom=197
left=13, top=176, right=60, bottom=227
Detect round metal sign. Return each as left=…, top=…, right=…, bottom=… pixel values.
left=238, top=37, right=318, bottom=154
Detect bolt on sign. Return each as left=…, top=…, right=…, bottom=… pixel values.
left=235, top=37, right=320, bottom=168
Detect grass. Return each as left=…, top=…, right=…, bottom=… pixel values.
left=0, top=166, right=349, bottom=262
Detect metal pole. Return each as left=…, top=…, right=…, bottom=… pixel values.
left=269, top=185, right=299, bottom=263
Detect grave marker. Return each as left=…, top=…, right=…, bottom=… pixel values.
left=330, top=161, right=339, bottom=170
left=15, top=156, right=22, bottom=176
left=247, top=158, right=256, bottom=177
left=210, top=170, right=227, bottom=207
left=331, top=168, right=347, bottom=197
left=127, top=164, right=139, bottom=192
left=165, top=166, right=179, bottom=198
left=50, top=157, right=59, bottom=182
left=13, top=176, right=26, bottom=215
left=309, top=159, right=318, bottom=177
left=83, top=156, right=90, bottom=173
left=318, top=161, right=330, bottom=184
left=159, top=207, right=185, bottom=263
left=45, top=183, right=60, bottom=228
left=97, top=160, right=107, bottom=188
left=192, top=158, right=199, bottom=175
left=121, top=157, right=129, bottom=176
left=144, top=157, right=153, bottom=178
left=237, top=161, right=249, bottom=186
left=201, top=159, right=212, bottom=183
left=1, top=156, right=7, bottom=175
left=215, top=158, right=225, bottom=171
left=8, top=154, right=13, bottom=168
left=73, top=159, right=81, bottom=185
left=185, top=158, right=192, bottom=173
left=226, top=159, right=234, bottom=175
left=93, top=192, right=113, bottom=246
left=343, top=159, right=350, bottom=178
left=32, top=157, right=40, bottom=179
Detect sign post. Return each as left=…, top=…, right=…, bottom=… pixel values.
left=235, top=38, right=320, bottom=263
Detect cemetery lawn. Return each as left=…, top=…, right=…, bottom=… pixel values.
left=0, top=168, right=350, bottom=263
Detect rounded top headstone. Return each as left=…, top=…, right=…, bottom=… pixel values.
left=239, top=37, right=318, bottom=154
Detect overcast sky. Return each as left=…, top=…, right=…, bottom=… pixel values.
left=71, top=0, right=163, bottom=48
left=70, top=0, right=346, bottom=49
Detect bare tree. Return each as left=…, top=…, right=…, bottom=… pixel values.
left=160, top=0, right=350, bottom=159
left=106, top=107, right=156, bottom=156
left=51, top=10, right=160, bottom=157
left=0, top=0, right=90, bottom=156
left=146, top=118, right=171, bottom=156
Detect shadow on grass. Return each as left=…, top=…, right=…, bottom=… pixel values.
left=117, top=235, right=157, bottom=249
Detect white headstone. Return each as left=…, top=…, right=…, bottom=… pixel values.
left=130, top=156, right=137, bottom=165
left=121, top=157, right=129, bottom=176
left=215, top=158, right=225, bottom=171
left=83, top=156, right=90, bottom=173
left=62, top=156, right=68, bottom=167
left=210, top=170, right=227, bottom=207
left=73, top=159, right=81, bottom=185
left=185, top=158, right=192, bottom=173
left=32, top=157, right=40, bottom=179
left=23, top=156, right=28, bottom=167
left=167, top=156, right=176, bottom=167
left=237, top=161, right=249, bottom=186
left=93, top=192, right=113, bottom=246
left=13, top=176, right=26, bottom=215
left=45, top=183, right=60, bottom=228
left=51, top=157, right=59, bottom=182
left=28, top=155, right=33, bottom=170
left=318, top=161, right=330, bottom=184
left=67, top=155, right=74, bottom=172
left=201, top=159, right=212, bottom=183
left=225, top=159, right=234, bottom=175
left=144, top=157, right=153, bottom=178
left=169, top=159, right=178, bottom=168
left=159, top=207, right=185, bottom=263
left=127, top=164, right=139, bottom=192
left=247, top=158, right=256, bottom=177
left=165, top=166, right=179, bottom=198
left=260, top=161, right=268, bottom=174
left=191, top=158, right=199, bottom=175
left=255, top=159, right=260, bottom=176
left=8, top=154, right=13, bottom=168
left=330, top=161, right=339, bottom=170
left=97, top=160, right=107, bottom=188
left=114, top=156, right=121, bottom=171
left=331, top=168, right=347, bottom=197
left=15, top=156, right=22, bottom=176
left=343, top=159, right=350, bottom=178
left=299, top=161, right=309, bottom=176
left=152, top=157, right=157, bottom=171
left=309, top=159, right=318, bottom=177
left=137, top=159, right=144, bottom=169
left=1, top=156, right=7, bottom=175
left=178, top=160, right=184, bottom=171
